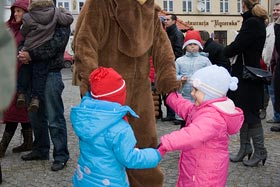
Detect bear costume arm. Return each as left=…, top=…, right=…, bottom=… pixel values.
left=73, top=0, right=110, bottom=96
left=152, top=5, right=181, bottom=94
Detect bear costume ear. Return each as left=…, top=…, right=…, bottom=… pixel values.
left=137, top=0, right=147, bottom=5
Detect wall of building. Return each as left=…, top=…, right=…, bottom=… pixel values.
left=155, top=0, right=270, bottom=45
left=3, top=0, right=272, bottom=46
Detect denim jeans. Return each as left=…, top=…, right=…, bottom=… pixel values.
left=267, top=79, right=280, bottom=121
left=18, top=62, right=49, bottom=100
left=17, top=64, right=31, bottom=94
left=29, top=71, right=69, bottom=162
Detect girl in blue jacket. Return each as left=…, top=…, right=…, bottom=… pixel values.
left=70, top=67, right=161, bottom=187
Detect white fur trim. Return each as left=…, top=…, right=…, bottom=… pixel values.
left=182, top=39, right=203, bottom=50
left=91, top=80, right=125, bottom=98
left=192, top=79, right=224, bottom=97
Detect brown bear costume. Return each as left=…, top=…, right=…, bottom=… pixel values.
left=73, top=0, right=181, bottom=186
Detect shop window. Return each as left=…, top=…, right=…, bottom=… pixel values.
left=214, top=31, right=227, bottom=47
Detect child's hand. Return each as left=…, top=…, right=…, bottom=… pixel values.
left=157, top=144, right=166, bottom=157
left=18, top=51, right=31, bottom=64
left=181, top=76, right=187, bottom=84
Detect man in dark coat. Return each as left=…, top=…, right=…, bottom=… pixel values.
left=164, top=13, right=184, bottom=59
left=19, top=25, right=71, bottom=171
left=272, top=17, right=280, bottom=132
left=162, top=13, right=184, bottom=122
left=200, top=30, right=230, bottom=71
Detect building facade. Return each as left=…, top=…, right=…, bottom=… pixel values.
left=3, top=0, right=275, bottom=45
left=155, top=0, right=271, bottom=45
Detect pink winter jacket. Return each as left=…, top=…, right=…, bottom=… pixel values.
left=161, top=92, right=244, bottom=187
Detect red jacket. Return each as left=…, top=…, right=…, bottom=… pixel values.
left=3, top=0, right=29, bottom=123
left=149, top=57, right=155, bottom=83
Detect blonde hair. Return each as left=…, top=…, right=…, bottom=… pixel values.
left=243, top=0, right=268, bottom=20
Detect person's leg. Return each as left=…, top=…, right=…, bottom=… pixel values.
left=273, top=63, right=280, bottom=114
left=29, top=62, right=49, bottom=112
left=45, top=72, right=69, bottom=171
left=259, top=85, right=269, bottom=119
left=161, top=94, right=175, bottom=121
left=230, top=122, right=252, bottom=162
left=12, top=122, right=32, bottom=153
left=243, top=123, right=267, bottom=166
left=0, top=122, right=18, bottom=157
left=17, top=64, right=32, bottom=107
left=21, top=97, right=50, bottom=160
left=267, top=79, right=280, bottom=123
left=158, top=94, right=163, bottom=119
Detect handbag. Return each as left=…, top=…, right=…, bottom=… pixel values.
left=241, top=54, right=272, bottom=85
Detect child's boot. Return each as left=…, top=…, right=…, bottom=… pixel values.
left=28, top=97, right=40, bottom=112
left=16, top=93, right=26, bottom=108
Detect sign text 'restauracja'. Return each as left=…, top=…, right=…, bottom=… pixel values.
left=186, top=20, right=240, bottom=27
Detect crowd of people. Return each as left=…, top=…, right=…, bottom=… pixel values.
left=0, top=0, right=279, bottom=186
left=0, top=0, right=73, bottom=172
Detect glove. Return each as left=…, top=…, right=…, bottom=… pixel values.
left=157, top=144, right=166, bottom=157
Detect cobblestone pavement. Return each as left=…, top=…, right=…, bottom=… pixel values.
left=0, top=68, right=279, bottom=187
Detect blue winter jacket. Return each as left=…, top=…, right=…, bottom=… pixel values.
left=70, top=93, right=161, bottom=187
left=176, top=51, right=212, bottom=101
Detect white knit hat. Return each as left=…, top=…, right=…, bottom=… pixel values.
left=190, top=65, right=238, bottom=101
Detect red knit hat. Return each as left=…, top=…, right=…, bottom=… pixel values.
left=89, top=67, right=126, bottom=105
left=182, top=30, right=203, bottom=49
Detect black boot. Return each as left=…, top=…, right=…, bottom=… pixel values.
left=230, top=123, right=252, bottom=162
left=243, top=125, right=267, bottom=167
left=12, top=128, right=33, bottom=153
left=0, top=132, right=14, bottom=158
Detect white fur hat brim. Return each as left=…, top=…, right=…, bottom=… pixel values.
left=182, top=39, right=203, bottom=50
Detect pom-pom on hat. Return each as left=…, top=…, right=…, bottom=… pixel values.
left=89, top=67, right=126, bottom=105
left=182, top=30, right=203, bottom=49
left=190, top=65, right=238, bottom=101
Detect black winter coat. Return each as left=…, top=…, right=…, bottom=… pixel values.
left=273, top=22, right=280, bottom=112
left=224, top=11, right=266, bottom=124
left=28, top=25, right=71, bottom=72
left=166, top=24, right=184, bottom=59
left=203, top=38, right=230, bottom=71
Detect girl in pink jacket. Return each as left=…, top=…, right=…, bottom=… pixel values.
left=158, top=65, right=244, bottom=187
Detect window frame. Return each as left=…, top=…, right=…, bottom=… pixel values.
left=220, top=0, right=229, bottom=13
left=56, top=0, right=71, bottom=10
left=163, top=0, right=174, bottom=12
left=182, top=0, right=192, bottom=12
